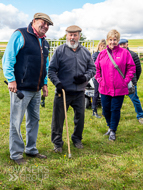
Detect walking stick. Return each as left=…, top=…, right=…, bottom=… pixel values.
left=62, top=89, right=71, bottom=159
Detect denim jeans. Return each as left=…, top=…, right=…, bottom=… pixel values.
left=128, top=86, right=143, bottom=120
left=9, top=90, right=41, bottom=160
left=101, top=94, right=124, bottom=131
left=92, top=79, right=99, bottom=109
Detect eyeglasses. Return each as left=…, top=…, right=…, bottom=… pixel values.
left=40, top=95, right=45, bottom=107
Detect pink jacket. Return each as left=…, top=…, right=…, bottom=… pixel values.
left=95, top=45, right=136, bottom=96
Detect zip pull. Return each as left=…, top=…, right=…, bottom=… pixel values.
left=41, top=47, right=43, bottom=54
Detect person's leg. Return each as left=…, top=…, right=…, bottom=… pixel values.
left=129, top=86, right=143, bottom=120
left=51, top=93, right=70, bottom=149
left=101, top=94, right=111, bottom=127
left=25, top=90, right=41, bottom=155
left=92, top=79, right=99, bottom=110
left=110, top=96, right=124, bottom=132
left=92, top=81, right=101, bottom=118
left=9, top=91, right=30, bottom=160
left=71, top=92, right=85, bottom=145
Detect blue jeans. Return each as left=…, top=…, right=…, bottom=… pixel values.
left=101, top=94, right=124, bottom=131
left=92, top=79, right=99, bottom=109
left=9, top=90, right=41, bottom=160
left=128, top=86, right=143, bottom=120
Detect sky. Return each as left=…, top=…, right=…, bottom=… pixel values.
left=0, top=0, right=143, bottom=41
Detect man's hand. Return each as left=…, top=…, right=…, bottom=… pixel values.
left=42, top=85, right=48, bottom=97
left=73, top=75, right=86, bottom=84
left=56, top=83, right=64, bottom=94
left=8, top=81, right=17, bottom=93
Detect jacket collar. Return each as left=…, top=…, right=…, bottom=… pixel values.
left=27, top=22, right=45, bottom=39
left=107, top=44, right=120, bottom=54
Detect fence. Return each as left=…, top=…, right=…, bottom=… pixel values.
left=1, top=42, right=143, bottom=58
left=47, top=40, right=95, bottom=60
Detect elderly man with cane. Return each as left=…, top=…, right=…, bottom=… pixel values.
left=48, top=25, right=96, bottom=153
left=2, top=13, right=53, bottom=165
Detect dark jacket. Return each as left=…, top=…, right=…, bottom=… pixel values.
left=128, top=48, right=142, bottom=86
left=14, top=23, right=49, bottom=91
left=48, top=43, right=96, bottom=92
left=92, top=51, right=100, bottom=62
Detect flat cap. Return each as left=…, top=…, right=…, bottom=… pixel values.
left=34, top=13, right=53, bottom=26
left=118, top=39, right=128, bottom=44
left=66, top=25, right=82, bottom=32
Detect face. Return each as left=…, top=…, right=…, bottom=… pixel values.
left=66, top=32, right=80, bottom=46
left=119, top=43, right=128, bottom=49
left=32, top=19, right=49, bottom=36
left=107, top=37, right=118, bottom=50
left=99, top=44, right=106, bottom=51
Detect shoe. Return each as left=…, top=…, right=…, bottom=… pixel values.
left=104, top=128, right=111, bottom=136
left=14, top=158, right=27, bottom=165
left=73, top=142, right=83, bottom=149
left=109, top=130, right=116, bottom=141
left=53, top=147, right=62, bottom=153
left=26, top=153, right=47, bottom=159
left=93, top=111, right=101, bottom=118
left=139, top=118, right=143, bottom=124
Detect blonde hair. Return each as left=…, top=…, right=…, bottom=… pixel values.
left=107, top=29, right=120, bottom=41
left=96, top=39, right=106, bottom=52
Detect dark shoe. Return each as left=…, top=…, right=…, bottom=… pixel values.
left=109, top=130, right=116, bottom=141
left=53, top=147, right=62, bottom=153
left=26, top=153, right=47, bottom=159
left=104, top=128, right=111, bottom=136
left=14, top=158, right=27, bottom=165
left=73, top=142, right=83, bottom=149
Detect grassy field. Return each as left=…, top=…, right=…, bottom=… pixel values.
left=0, top=52, right=143, bottom=190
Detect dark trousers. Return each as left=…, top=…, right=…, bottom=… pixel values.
left=101, top=94, right=124, bottom=131
left=51, top=91, right=85, bottom=148
left=92, top=79, right=99, bottom=109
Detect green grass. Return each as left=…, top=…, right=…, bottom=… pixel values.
left=0, top=52, right=143, bottom=189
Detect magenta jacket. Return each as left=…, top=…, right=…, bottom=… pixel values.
left=95, top=45, right=136, bottom=96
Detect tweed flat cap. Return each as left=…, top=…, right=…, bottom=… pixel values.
left=66, top=25, right=82, bottom=32
left=34, top=13, right=53, bottom=26
left=118, top=39, right=128, bottom=44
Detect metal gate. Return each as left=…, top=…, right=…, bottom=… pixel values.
left=47, top=40, right=95, bottom=60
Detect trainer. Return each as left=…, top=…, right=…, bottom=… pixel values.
left=48, top=25, right=96, bottom=153
left=2, top=13, right=53, bottom=165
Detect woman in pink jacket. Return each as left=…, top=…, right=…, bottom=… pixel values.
left=95, top=29, right=136, bottom=141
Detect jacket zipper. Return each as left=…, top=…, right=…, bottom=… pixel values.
left=27, top=29, right=44, bottom=91
left=37, top=40, right=44, bottom=91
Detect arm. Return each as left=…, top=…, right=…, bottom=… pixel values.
left=133, top=53, right=141, bottom=81
left=2, top=31, right=24, bottom=92
left=95, top=53, right=102, bottom=83
left=42, top=57, right=49, bottom=97
left=124, top=51, right=136, bottom=84
left=84, top=55, right=96, bottom=81
left=48, top=49, right=61, bottom=86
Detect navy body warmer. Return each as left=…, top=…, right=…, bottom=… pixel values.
left=14, top=23, right=50, bottom=91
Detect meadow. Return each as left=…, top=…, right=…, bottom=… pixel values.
left=0, top=50, right=143, bottom=190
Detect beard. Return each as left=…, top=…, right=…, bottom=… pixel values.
left=66, top=39, right=79, bottom=49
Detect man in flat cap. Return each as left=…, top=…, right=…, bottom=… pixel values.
left=48, top=25, right=96, bottom=153
left=119, top=39, right=143, bottom=124
left=2, top=13, right=53, bottom=164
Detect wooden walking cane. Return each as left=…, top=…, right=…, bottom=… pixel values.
left=62, top=89, right=72, bottom=158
